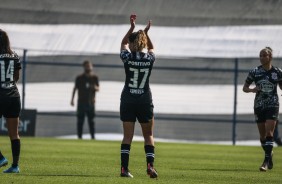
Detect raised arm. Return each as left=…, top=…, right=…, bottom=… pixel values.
left=120, top=14, right=136, bottom=51
left=144, top=20, right=154, bottom=53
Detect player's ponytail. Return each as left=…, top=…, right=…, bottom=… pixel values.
left=0, top=29, right=12, bottom=55
left=129, top=30, right=147, bottom=51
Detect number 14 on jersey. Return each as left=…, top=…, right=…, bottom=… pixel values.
left=0, top=60, right=14, bottom=82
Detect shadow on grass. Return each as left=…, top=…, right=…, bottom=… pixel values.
left=189, top=168, right=254, bottom=172
left=18, top=174, right=112, bottom=178
left=169, top=165, right=255, bottom=172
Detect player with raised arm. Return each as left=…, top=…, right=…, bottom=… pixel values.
left=0, top=29, right=22, bottom=173
left=243, top=47, right=282, bottom=171
left=119, top=14, right=158, bottom=178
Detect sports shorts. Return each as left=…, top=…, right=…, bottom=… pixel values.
left=120, top=102, right=154, bottom=123
left=77, top=103, right=95, bottom=119
left=254, top=107, right=279, bottom=123
left=0, top=97, right=21, bottom=118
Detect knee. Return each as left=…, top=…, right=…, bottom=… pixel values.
left=266, top=130, right=274, bottom=137
left=143, top=135, right=154, bottom=146
left=144, top=134, right=153, bottom=141
left=122, top=134, right=133, bottom=144
left=9, top=133, right=20, bottom=140
left=8, top=129, right=19, bottom=140
left=143, top=130, right=153, bottom=137
left=266, top=132, right=274, bottom=137
left=266, top=133, right=273, bottom=137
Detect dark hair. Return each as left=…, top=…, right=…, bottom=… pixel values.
left=129, top=32, right=138, bottom=43
left=261, top=46, right=273, bottom=57
left=265, top=46, right=272, bottom=55
left=0, top=29, right=13, bottom=55
left=128, top=30, right=147, bottom=51
left=83, top=60, right=92, bottom=66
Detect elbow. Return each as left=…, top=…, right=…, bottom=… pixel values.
left=242, top=83, right=251, bottom=93
left=14, top=70, right=20, bottom=82
left=148, top=44, right=154, bottom=50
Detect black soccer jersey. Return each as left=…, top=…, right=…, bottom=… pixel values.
left=245, top=65, right=282, bottom=110
left=75, top=73, right=99, bottom=105
left=0, top=52, right=21, bottom=97
left=120, top=49, right=155, bottom=103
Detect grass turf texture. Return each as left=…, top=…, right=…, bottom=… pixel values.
left=0, top=137, right=281, bottom=184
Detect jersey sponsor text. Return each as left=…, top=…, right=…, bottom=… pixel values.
left=128, top=61, right=151, bottom=66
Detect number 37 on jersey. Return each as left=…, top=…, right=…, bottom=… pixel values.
left=128, top=68, right=149, bottom=89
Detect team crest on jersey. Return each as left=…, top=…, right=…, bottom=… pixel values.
left=271, top=72, right=278, bottom=80
left=258, top=80, right=274, bottom=93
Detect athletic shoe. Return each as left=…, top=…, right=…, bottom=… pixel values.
left=3, top=166, right=20, bottom=173
left=268, top=151, right=273, bottom=170
left=0, top=157, right=8, bottom=168
left=259, top=160, right=268, bottom=172
left=120, top=167, right=133, bottom=178
left=147, top=164, right=158, bottom=178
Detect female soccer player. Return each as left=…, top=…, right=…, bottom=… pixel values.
left=0, top=29, right=22, bottom=173
left=119, top=14, right=158, bottom=178
left=243, top=47, right=282, bottom=171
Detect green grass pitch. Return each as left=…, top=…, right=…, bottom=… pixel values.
left=0, top=137, right=281, bottom=184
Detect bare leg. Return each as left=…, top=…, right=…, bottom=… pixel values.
left=6, top=117, right=21, bottom=168
left=140, top=119, right=154, bottom=146
left=6, top=118, right=20, bottom=140
left=122, top=122, right=135, bottom=144
left=265, top=120, right=276, bottom=137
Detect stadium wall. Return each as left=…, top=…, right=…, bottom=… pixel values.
left=0, top=0, right=282, bottom=26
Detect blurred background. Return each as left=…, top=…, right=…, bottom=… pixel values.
left=1, top=0, right=282, bottom=144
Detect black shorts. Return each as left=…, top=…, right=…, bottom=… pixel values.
left=120, top=102, right=154, bottom=123
left=77, top=103, right=95, bottom=119
left=254, top=107, right=279, bottom=123
left=0, top=97, right=21, bottom=118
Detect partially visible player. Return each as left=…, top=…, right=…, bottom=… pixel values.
left=243, top=47, right=282, bottom=171
left=273, top=121, right=282, bottom=146
left=119, top=14, right=158, bottom=178
left=0, top=29, right=22, bottom=173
